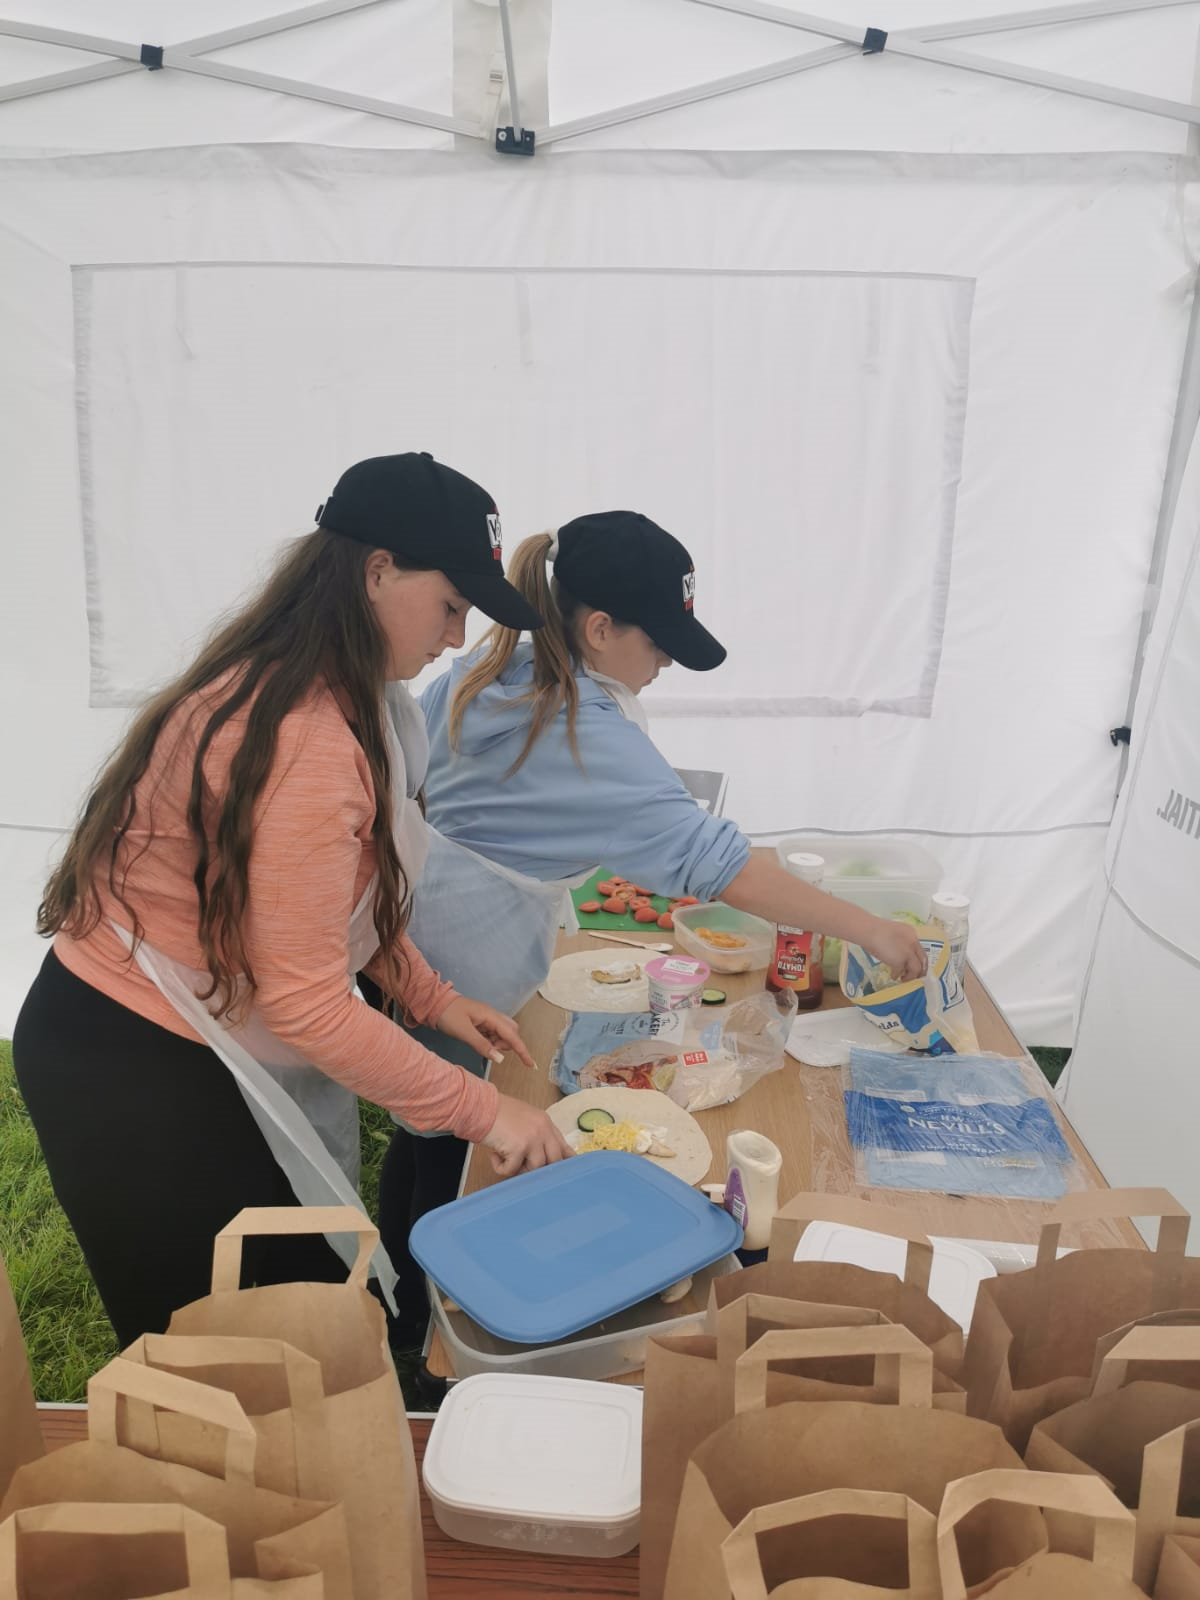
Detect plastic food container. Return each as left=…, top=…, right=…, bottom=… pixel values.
left=422, top=1373, right=642, bottom=1557
left=671, top=903, right=774, bottom=974
left=792, top=1220, right=996, bottom=1334
left=775, top=835, right=943, bottom=920
left=644, top=953, right=710, bottom=1011
left=428, top=1253, right=739, bottom=1381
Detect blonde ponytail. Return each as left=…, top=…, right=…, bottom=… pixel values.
left=450, top=531, right=585, bottom=773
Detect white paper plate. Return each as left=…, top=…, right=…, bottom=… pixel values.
left=546, top=1087, right=712, bottom=1187
left=793, top=1220, right=997, bottom=1334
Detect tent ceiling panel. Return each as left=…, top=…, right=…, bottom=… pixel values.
left=0, top=0, right=453, bottom=150
left=548, top=0, right=1200, bottom=152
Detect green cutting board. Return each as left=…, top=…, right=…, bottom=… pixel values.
left=570, top=868, right=674, bottom=931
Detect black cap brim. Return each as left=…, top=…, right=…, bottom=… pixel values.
left=648, top=612, right=726, bottom=672
left=446, top=567, right=545, bottom=631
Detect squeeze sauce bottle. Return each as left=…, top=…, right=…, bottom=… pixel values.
left=766, top=851, right=825, bottom=1012
left=723, top=1129, right=784, bottom=1252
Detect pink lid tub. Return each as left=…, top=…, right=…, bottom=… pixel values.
left=644, top=955, right=711, bottom=1013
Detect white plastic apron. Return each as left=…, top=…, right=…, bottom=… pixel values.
left=109, top=704, right=430, bottom=1307
left=389, top=685, right=583, bottom=1135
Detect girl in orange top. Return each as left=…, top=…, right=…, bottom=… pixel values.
left=13, top=452, right=570, bottom=1346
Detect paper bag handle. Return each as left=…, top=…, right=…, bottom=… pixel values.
left=126, top=1333, right=329, bottom=1497
left=1137, top=1416, right=1200, bottom=1588
left=88, top=1357, right=258, bottom=1487
left=733, top=1324, right=933, bottom=1414
left=0, top=1502, right=232, bottom=1590
left=937, top=1469, right=1136, bottom=1600
left=211, top=1206, right=377, bottom=1292
left=1092, top=1324, right=1200, bottom=1397
left=1035, top=1188, right=1189, bottom=1268
left=721, top=1490, right=939, bottom=1600
left=768, top=1194, right=935, bottom=1294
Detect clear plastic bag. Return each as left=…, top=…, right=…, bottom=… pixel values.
left=844, top=1047, right=1081, bottom=1200
left=840, top=925, right=980, bottom=1054
left=551, top=991, right=796, bottom=1111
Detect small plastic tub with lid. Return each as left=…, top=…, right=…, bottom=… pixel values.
left=774, top=834, right=942, bottom=920
left=672, top=902, right=773, bottom=974
left=422, top=1373, right=642, bottom=1557
left=644, top=954, right=710, bottom=1011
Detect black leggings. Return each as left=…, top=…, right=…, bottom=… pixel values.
left=377, top=1126, right=467, bottom=1347
left=12, top=949, right=344, bottom=1348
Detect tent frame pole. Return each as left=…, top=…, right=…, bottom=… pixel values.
left=0, top=0, right=484, bottom=137
left=538, top=0, right=1200, bottom=142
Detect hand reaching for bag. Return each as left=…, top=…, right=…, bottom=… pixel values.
left=861, top=917, right=927, bottom=983
left=437, top=995, right=536, bottom=1068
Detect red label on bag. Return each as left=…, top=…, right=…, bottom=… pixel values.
left=682, top=1051, right=710, bottom=1066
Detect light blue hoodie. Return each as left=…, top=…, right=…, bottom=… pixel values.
left=419, top=643, right=750, bottom=900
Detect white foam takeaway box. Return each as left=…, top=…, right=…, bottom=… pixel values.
left=422, top=1373, right=642, bottom=1557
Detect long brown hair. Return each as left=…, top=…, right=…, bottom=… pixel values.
left=449, top=531, right=597, bottom=774
left=40, top=531, right=414, bottom=1019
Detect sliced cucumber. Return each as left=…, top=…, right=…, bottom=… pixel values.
left=701, top=987, right=727, bottom=1005
left=576, top=1106, right=617, bottom=1133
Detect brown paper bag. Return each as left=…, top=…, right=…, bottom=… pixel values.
left=0, top=1359, right=353, bottom=1598
left=117, top=1334, right=334, bottom=1501
left=641, top=1308, right=952, bottom=1600
left=963, top=1186, right=1198, bottom=1450
left=0, top=1501, right=324, bottom=1598
left=709, top=1194, right=967, bottom=1380
left=0, top=1252, right=43, bottom=1501
left=1156, top=1534, right=1200, bottom=1599
left=719, top=1488, right=940, bottom=1599
left=1025, top=1325, right=1200, bottom=1588
left=938, top=1470, right=1142, bottom=1600
left=661, top=1327, right=1043, bottom=1600
left=1089, top=1310, right=1200, bottom=1393
left=166, top=1206, right=424, bottom=1600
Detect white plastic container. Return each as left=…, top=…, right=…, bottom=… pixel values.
left=792, top=1220, right=996, bottom=1334
left=422, top=1373, right=643, bottom=1557
left=774, top=835, right=942, bottom=921
left=428, top=1252, right=739, bottom=1381
left=672, top=902, right=774, bottom=974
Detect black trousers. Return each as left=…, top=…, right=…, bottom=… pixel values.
left=12, top=949, right=344, bottom=1348
left=377, top=1126, right=468, bottom=1347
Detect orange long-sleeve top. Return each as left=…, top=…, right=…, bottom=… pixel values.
left=55, top=675, right=499, bottom=1142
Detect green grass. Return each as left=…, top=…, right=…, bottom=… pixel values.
left=0, top=1039, right=397, bottom=1403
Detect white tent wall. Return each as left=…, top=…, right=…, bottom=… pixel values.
left=0, top=2, right=1197, bottom=1054
left=1062, top=399, right=1200, bottom=1217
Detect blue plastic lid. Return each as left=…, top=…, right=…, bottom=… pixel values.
left=410, top=1152, right=743, bottom=1344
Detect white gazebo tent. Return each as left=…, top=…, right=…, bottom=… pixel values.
left=0, top=0, right=1197, bottom=1210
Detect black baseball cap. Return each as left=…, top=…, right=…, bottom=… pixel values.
left=553, top=512, right=725, bottom=671
left=316, top=453, right=543, bottom=631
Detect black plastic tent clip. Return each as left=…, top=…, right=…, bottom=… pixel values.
left=495, top=126, right=536, bottom=156
left=140, top=43, right=164, bottom=70
left=862, top=27, right=888, bottom=53
left=1110, top=725, right=1132, bottom=747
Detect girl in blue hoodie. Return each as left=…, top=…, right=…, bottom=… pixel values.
left=382, top=511, right=925, bottom=1345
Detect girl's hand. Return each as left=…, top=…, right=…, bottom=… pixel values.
left=482, top=1094, right=573, bottom=1177
left=861, top=918, right=927, bottom=983
left=437, top=996, right=537, bottom=1069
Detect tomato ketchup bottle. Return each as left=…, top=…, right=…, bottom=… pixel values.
left=765, top=852, right=825, bottom=1012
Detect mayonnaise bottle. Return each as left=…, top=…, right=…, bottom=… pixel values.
left=723, top=1129, right=783, bottom=1251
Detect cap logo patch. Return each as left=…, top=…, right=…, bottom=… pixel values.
left=682, top=569, right=696, bottom=611
left=487, top=512, right=502, bottom=560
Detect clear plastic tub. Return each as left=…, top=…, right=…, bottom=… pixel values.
left=672, top=902, right=773, bottom=974
left=422, top=1373, right=642, bottom=1557
left=428, top=1253, right=740, bottom=1381
left=775, top=835, right=943, bottom=920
